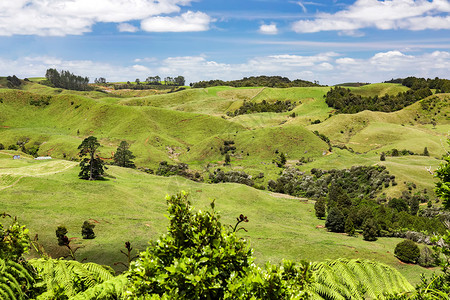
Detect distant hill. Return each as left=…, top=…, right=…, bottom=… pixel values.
left=192, top=75, right=323, bottom=88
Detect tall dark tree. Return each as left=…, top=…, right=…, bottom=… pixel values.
left=113, top=141, right=136, bottom=168
left=78, top=136, right=105, bottom=180
left=325, top=207, right=345, bottom=233
left=314, top=198, right=326, bottom=219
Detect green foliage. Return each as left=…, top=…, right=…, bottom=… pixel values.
left=435, top=146, right=450, bottom=209
left=394, top=240, right=420, bottom=263
left=325, top=207, right=345, bottom=233
left=228, top=100, right=297, bottom=117
left=310, top=258, right=414, bottom=299
left=81, top=221, right=96, bottom=239
left=56, top=225, right=69, bottom=247
left=113, top=141, right=136, bottom=168
left=0, top=258, right=35, bottom=300
left=78, top=136, right=106, bottom=181
left=362, top=218, right=379, bottom=241
left=273, top=152, right=287, bottom=168
left=418, top=246, right=435, bottom=268
left=224, top=153, right=231, bottom=165
left=127, top=191, right=253, bottom=299
left=314, top=198, right=326, bottom=219
left=45, top=68, right=91, bottom=91
left=0, top=214, right=30, bottom=261
left=70, top=275, right=128, bottom=300
left=29, top=258, right=115, bottom=299
left=380, top=152, right=386, bottom=161
left=209, top=169, right=254, bottom=186
left=345, top=217, right=355, bottom=236
left=192, top=75, right=322, bottom=88
left=325, top=86, right=432, bottom=114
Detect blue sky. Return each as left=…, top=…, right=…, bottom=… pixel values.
left=0, top=0, right=449, bottom=85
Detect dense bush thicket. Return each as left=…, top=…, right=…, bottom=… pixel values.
left=227, top=100, right=297, bottom=116
left=6, top=75, right=22, bottom=88
left=268, top=165, right=393, bottom=200
left=268, top=165, right=446, bottom=238
left=325, top=86, right=432, bottom=113
left=192, top=75, right=322, bottom=88
left=45, top=68, right=91, bottom=91
left=155, top=161, right=203, bottom=182
left=209, top=168, right=254, bottom=187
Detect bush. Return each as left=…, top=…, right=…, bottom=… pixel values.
left=418, top=246, right=435, bottom=267
left=394, top=240, right=420, bottom=263
left=81, top=221, right=96, bottom=239
left=314, top=198, right=326, bottom=219
left=0, top=143, right=4, bottom=150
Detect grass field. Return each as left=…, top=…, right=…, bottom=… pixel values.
left=1, top=80, right=449, bottom=285
left=0, top=157, right=438, bottom=283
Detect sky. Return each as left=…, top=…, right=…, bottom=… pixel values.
left=0, top=0, right=449, bottom=85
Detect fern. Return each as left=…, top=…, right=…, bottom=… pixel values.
left=310, top=258, right=414, bottom=299
left=69, top=275, right=128, bottom=300
left=0, top=258, right=34, bottom=300
left=30, top=258, right=115, bottom=299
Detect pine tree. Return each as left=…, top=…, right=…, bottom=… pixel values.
left=113, top=141, right=136, bottom=168
left=345, top=217, right=355, bottom=236
left=325, top=207, right=345, bottom=232
left=314, top=198, right=326, bottom=219
left=78, top=136, right=106, bottom=180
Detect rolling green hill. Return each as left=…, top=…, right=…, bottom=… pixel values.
left=1, top=79, right=449, bottom=285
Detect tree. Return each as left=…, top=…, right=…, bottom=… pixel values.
left=113, top=141, right=135, bottom=168
left=380, top=152, right=386, bottom=161
left=345, top=217, right=355, bottom=236
left=174, top=75, right=185, bottom=86
left=325, top=207, right=345, bottom=232
left=224, top=153, right=231, bottom=165
left=435, top=142, right=450, bottom=209
left=314, top=198, right=326, bottom=219
left=423, top=147, right=429, bottom=156
left=81, top=221, right=95, bottom=239
left=362, top=218, right=378, bottom=241
left=78, top=136, right=105, bottom=180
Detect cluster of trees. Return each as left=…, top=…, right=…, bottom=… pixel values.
left=226, top=100, right=297, bottom=117
left=77, top=137, right=135, bottom=180
left=385, top=76, right=450, bottom=93
left=268, top=165, right=395, bottom=200
left=6, top=75, right=22, bottom=88
left=155, top=161, right=203, bottom=182
left=0, top=137, right=40, bottom=157
left=192, top=75, right=322, bottom=88
left=325, top=86, right=432, bottom=114
left=111, top=75, right=185, bottom=90
left=44, top=68, right=91, bottom=91
left=208, top=168, right=255, bottom=187
left=3, top=192, right=427, bottom=299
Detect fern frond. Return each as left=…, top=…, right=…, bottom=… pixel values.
left=69, top=275, right=128, bottom=300
left=0, top=258, right=34, bottom=300
left=30, top=258, right=117, bottom=299
left=310, top=258, right=413, bottom=300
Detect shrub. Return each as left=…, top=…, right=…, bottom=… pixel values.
left=0, top=143, right=4, bottom=150
left=81, top=221, right=96, bottom=239
left=394, top=240, right=420, bottom=263
left=8, top=144, right=19, bottom=150
left=380, top=152, right=386, bottom=161
left=418, top=246, right=435, bottom=267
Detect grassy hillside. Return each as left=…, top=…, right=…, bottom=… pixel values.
left=1, top=80, right=449, bottom=285
left=0, top=156, right=437, bottom=283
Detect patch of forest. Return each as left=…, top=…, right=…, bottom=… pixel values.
left=226, top=100, right=297, bottom=117
left=385, top=76, right=450, bottom=93
left=192, top=75, right=323, bottom=88
left=325, top=86, right=432, bottom=113
left=268, top=165, right=447, bottom=239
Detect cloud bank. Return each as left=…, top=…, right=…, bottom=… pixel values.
left=292, top=0, right=450, bottom=34
left=0, top=0, right=212, bottom=36
left=2, top=51, right=449, bottom=85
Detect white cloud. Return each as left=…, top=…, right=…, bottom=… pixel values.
left=292, top=0, right=450, bottom=34
left=259, top=23, right=279, bottom=35
left=0, top=0, right=211, bottom=36
left=118, top=23, right=139, bottom=33
left=141, top=11, right=212, bottom=32
left=2, top=51, right=449, bottom=86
